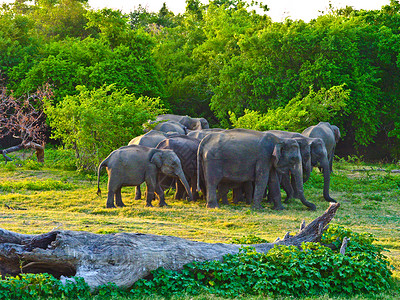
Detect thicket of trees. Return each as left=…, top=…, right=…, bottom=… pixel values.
left=1, top=0, right=400, bottom=162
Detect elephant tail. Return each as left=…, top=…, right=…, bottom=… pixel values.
left=197, top=140, right=203, bottom=192
left=97, top=157, right=108, bottom=197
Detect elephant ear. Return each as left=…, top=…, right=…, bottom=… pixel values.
left=332, top=126, right=341, bottom=143
left=150, top=151, right=163, bottom=168
left=272, top=142, right=283, bottom=167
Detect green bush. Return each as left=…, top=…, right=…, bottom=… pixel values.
left=0, top=274, right=90, bottom=299
left=44, top=84, right=166, bottom=171
left=130, top=225, right=393, bottom=298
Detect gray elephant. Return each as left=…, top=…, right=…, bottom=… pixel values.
left=197, top=129, right=316, bottom=210
left=266, top=130, right=312, bottom=202
left=187, top=128, right=226, bottom=140
left=97, top=145, right=193, bottom=208
left=156, top=135, right=201, bottom=201
left=302, top=122, right=340, bottom=203
left=153, top=120, right=188, bottom=135
left=128, top=130, right=179, bottom=147
left=302, top=122, right=340, bottom=173
left=268, top=130, right=335, bottom=203
left=128, top=130, right=179, bottom=200
left=155, top=114, right=209, bottom=130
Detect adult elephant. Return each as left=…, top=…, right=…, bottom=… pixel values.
left=155, top=114, right=209, bottom=130
left=267, top=130, right=312, bottom=203
left=197, top=129, right=316, bottom=210
left=153, top=120, right=187, bottom=135
left=187, top=128, right=226, bottom=140
left=156, top=135, right=201, bottom=201
left=302, top=122, right=341, bottom=173
left=269, top=130, right=335, bottom=203
left=302, top=122, right=341, bottom=203
left=97, top=145, right=193, bottom=208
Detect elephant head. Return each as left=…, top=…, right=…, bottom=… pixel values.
left=272, top=139, right=316, bottom=210
left=180, top=116, right=209, bottom=130
left=331, top=125, right=341, bottom=143
left=199, top=118, right=210, bottom=129
left=150, top=150, right=193, bottom=201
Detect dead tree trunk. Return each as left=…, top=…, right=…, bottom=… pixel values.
left=1, top=142, right=45, bottom=163
left=0, top=203, right=340, bottom=289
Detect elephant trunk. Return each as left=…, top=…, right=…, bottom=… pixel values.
left=176, top=169, right=193, bottom=201
left=302, top=159, right=312, bottom=183
left=292, top=162, right=316, bottom=211
left=321, top=157, right=336, bottom=203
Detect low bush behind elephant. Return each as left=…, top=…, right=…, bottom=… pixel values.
left=155, top=114, right=209, bottom=130
left=97, top=145, right=193, bottom=208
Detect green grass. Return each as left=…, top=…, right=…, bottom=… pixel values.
left=0, top=148, right=399, bottom=299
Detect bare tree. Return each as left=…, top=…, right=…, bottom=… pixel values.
left=0, top=83, right=52, bottom=163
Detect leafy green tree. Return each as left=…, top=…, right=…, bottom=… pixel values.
left=230, top=85, right=348, bottom=132
left=44, top=84, right=166, bottom=171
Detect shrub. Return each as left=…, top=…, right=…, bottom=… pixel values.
left=44, top=84, right=166, bottom=171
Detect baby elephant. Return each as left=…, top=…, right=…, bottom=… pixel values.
left=97, top=145, right=193, bottom=208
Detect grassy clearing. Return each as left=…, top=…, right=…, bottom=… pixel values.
left=0, top=148, right=399, bottom=298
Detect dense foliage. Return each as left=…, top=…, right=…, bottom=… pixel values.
left=44, top=85, right=165, bottom=171
left=1, top=0, right=400, bottom=160
left=0, top=226, right=393, bottom=299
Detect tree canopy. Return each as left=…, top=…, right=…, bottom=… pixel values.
left=1, top=0, right=400, bottom=161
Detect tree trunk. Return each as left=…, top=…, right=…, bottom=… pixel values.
left=1, top=141, right=44, bottom=163
left=0, top=203, right=340, bottom=289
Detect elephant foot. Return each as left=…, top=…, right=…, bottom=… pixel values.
left=324, top=196, right=337, bottom=203
left=106, top=204, right=116, bottom=209
left=251, top=203, right=263, bottom=210
left=134, top=196, right=141, bottom=200
left=116, top=203, right=125, bottom=207
left=145, top=203, right=153, bottom=207
left=159, top=201, right=168, bottom=207
left=272, top=204, right=285, bottom=210
left=206, top=202, right=219, bottom=209
left=307, top=203, right=317, bottom=211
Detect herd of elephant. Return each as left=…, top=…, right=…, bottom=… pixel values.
left=97, top=114, right=341, bottom=211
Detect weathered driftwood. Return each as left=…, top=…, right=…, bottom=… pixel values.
left=0, top=203, right=340, bottom=289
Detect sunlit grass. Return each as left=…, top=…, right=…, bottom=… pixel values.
left=0, top=150, right=399, bottom=297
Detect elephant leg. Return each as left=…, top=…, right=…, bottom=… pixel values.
left=115, top=187, right=125, bottom=207
left=267, top=169, right=285, bottom=210
left=106, top=189, right=116, bottom=208
left=280, top=173, right=294, bottom=202
left=190, top=176, right=199, bottom=201
left=155, top=184, right=168, bottom=207
left=232, top=186, right=243, bottom=204
left=174, top=180, right=185, bottom=200
left=243, top=182, right=253, bottom=204
left=145, top=178, right=157, bottom=207
left=252, top=163, right=270, bottom=210
left=135, top=185, right=141, bottom=200
left=322, top=166, right=336, bottom=203
left=217, top=184, right=230, bottom=205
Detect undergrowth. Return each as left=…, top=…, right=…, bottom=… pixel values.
left=0, top=225, right=394, bottom=299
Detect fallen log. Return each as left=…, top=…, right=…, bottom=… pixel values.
left=0, top=203, right=340, bottom=289
left=1, top=141, right=45, bottom=163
